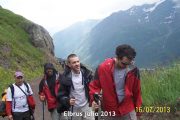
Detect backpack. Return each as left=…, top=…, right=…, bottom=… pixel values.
left=0, top=89, right=7, bottom=117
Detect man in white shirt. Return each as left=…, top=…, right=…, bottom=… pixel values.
left=57, top=54, right=94, bottom=120
left=6, top=71, right=34, bottom=120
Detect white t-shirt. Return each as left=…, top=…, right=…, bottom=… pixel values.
left=70, top=71, right=88, bottom=108
left=6, top=83, right=33, bottom=112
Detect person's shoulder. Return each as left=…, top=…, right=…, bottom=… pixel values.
left=127, top=65, right=140, bottom=78
left=39, top=78, right=45, bottom=88
left=127, top=65, right=139, bottom=72
left=99, top=58, right=114, bottom=69
left=25, top=82, right=32, bottom=88
left=6, top=83, right=15, bottom=95
left=8, top=83, right=15, bottom=89
left=63, top=66, right=71, bottom=74
left=6, top=86, right=12, bottom=93
left=22, top=81, right=30, bottom=86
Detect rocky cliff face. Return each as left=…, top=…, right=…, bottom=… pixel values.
left=23, top=23, right=54, bottom=55
left=0, top=6, right=62, bottom=93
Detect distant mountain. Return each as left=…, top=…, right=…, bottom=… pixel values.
left=53, top=19, right=100, bottom=58
left=76, top=0, right=180, bottom=68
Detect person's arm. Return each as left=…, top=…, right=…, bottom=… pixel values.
left=89, top=67, right=102, bottom=106
left=132, top=68, right=142, bottom=116
left=57, top=81, right=70, bottom=108
left=6, top=101, right=12, bottom=119
left=28, top=84, right=36, bottom=109
left=28, top=83, right=33, bottom=95
left=6, top=88, right=13, bottom=120
left=38, top=79, right=46, bottom=101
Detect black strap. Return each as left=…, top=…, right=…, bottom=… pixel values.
left=24, top=82, right=30, bottom=94
left=15, top=84, right=28, bottom=96
left=9, top=84, right=15, bottom=109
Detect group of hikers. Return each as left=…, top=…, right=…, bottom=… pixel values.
left=1, top=44, right=142, bottom=120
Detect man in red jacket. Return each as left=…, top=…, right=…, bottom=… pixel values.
left=89, top=44, right=142, bottom=120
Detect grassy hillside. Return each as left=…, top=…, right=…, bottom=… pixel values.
left=0, top=8, right=46, bottom=93
left=141, top=61, right=180, bottom=110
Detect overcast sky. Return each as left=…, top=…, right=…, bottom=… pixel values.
left=0, top=0, right=160, bottom=35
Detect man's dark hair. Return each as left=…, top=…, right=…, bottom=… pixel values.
left=67, top=54, right=77, bottom=63
left=115, top=44, right=136, bottom=60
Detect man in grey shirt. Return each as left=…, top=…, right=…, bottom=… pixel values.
left=90, top=44, right=142, bottom=120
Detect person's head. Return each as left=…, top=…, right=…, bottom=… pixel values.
left=67, top=54, right=80, bottom=74
left=44, top=63, right=55, bottom=77
left=14, top=71, right=24, bottom=86
left=115, top=44, right=136, bottom=68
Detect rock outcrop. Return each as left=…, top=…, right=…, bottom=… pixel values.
left=24, top=23, right=54, bottom=55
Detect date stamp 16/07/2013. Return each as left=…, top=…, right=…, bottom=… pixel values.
left=135, top=106, right=171, bottom=113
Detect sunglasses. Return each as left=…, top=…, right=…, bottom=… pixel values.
left=126, top=55, right=134, bottom=60
left=121, top=61, right=131, bottom=66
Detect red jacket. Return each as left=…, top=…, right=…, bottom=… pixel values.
left=39, top=74, right=60, bottom=110
left=89, top=58, right=142, bottom=116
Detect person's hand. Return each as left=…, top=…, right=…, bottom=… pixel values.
left=69, top=98, right=76, bottom=106
left=8, top=115, right=13, bottom=120
left=39, top=95, right=45, bottom=102
left=92, top=101, right=99, bottom=111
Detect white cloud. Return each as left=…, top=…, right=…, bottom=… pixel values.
left=0, top=0, right=160, bottom=35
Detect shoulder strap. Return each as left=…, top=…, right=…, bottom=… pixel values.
left=9, top=84, right=14, bottom=99
left=23, top=81, right=30, bottom=94
left=9, top=82, right=29, bottom=97
left=15, top=84, right=28, bottom=96
left=9, top=84, right=15, bottom=109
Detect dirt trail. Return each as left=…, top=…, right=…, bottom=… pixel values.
left=30, top=78, right=51, bottom=120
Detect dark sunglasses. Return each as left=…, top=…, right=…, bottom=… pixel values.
left=126, top=56, right=134, bottom=61
left=121, top=61, right=131, bottom=66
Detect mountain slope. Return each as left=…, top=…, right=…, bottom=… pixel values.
left=53, top=19, right=99, bottom=58
left=0, top=7, right=57, bottom=92
left=76, top=0, right=180, bottom=68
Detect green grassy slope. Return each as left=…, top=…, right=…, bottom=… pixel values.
left=0, top=8, right=46, bottom=93
left=141, top=62, right=180, bottom=109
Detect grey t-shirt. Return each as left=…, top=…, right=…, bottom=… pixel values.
left=114, top=67, right=127, bottom=103
left=70, top=71, right=88, bottom=108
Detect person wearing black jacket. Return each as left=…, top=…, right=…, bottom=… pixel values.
left=57, top=54, right=94, bottom=120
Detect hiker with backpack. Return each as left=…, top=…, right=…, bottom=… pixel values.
left=57, top=54, right=94, bottom=120
left=6, top=71, right=35, bottom=120
left=38, top=63, right=66, bottom=120
left=89, top=44, right=142, bottom=120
